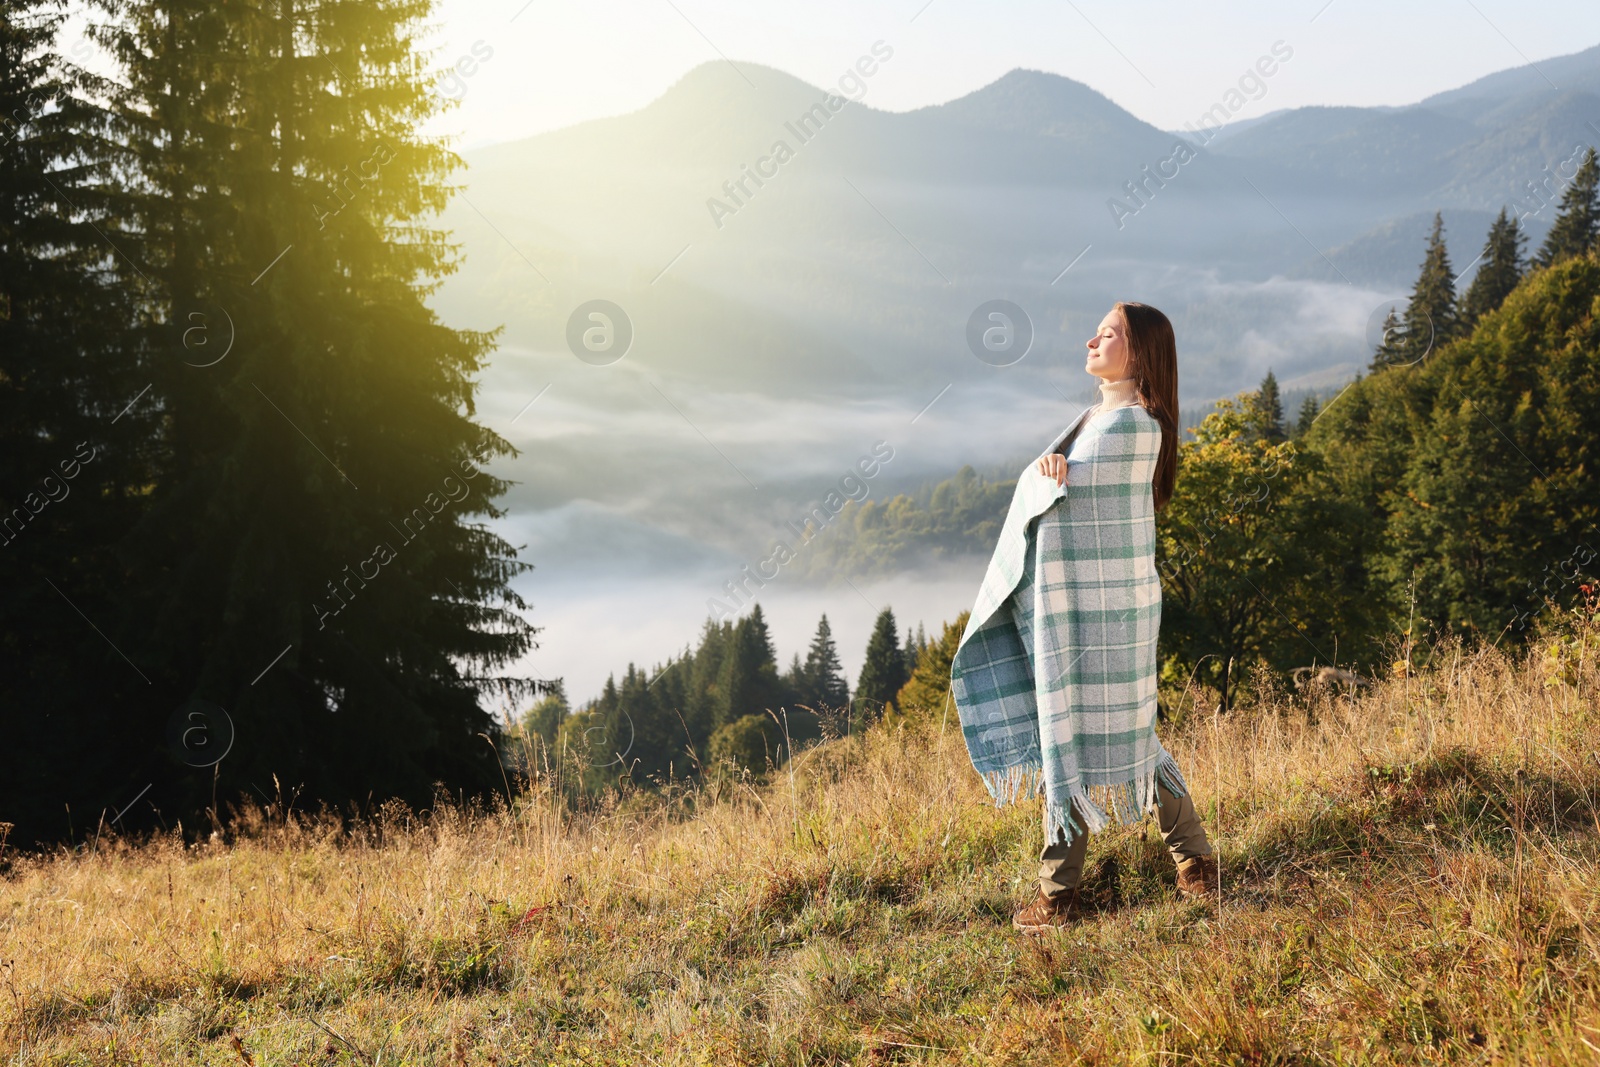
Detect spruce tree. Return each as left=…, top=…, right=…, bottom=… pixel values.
left=1292, top=394, right=1321, bottom=438
left=1376, top=213, right=1457, bottom=370
left=1535, top=147, right=1599, bottom=268
left=1411, top=212, right=1459, bottom=353
left=1369, top=306, right=1405, bottom=371
left=781, top=650, right=805, bottom=704
left=713, top=605, right=782, bottom=728
left=902, top=621, right=928, bottom=675
left=1460, top=207, right=1526, bottom=328
left=855, top=608, right=907, bottom=721
left=746, top=603, right=782, bottom=702
left=87, top=0, right=539, bottom=829
left=800, top=613, right=849, bottom=711
left=602, top=663, right=681, bottom=786
left=0, top=0, right=154, bottom=846
left=1253, top=369, right=1286, bottom=442
left=684, top=618, right=732, bottom=753
left=576, top=674, right=614, bottom=787
left=712, top=625, right=756, bottom=733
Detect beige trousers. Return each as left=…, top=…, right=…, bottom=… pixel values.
left=1039, top=777, right=1212, bottom=897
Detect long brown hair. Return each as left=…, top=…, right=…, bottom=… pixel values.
left=1112, top=301, right=1179, bottom=511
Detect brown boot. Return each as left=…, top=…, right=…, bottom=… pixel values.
left=1175, top=854, right=1218, bottom=898
left=1012, top=887, right=1082, bottom=934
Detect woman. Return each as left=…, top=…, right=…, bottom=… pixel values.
left=949, top=301, right=1217, bottom=934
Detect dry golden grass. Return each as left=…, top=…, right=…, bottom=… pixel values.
left=4, top=622, right=1600, bottom=1065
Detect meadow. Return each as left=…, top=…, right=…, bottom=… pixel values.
left=4, top=615, right=1599, bottom=1065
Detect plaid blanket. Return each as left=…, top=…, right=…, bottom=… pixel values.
left=950, top=403, right=1187, bottom=849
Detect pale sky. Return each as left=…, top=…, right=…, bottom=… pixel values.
left=416, top=0, right=1600, bottom=149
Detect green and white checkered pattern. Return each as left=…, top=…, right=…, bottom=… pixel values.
left=950, top=404, right=1187, bottom=849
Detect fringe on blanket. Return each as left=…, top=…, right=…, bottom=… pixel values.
left=972, top=748, right=1190, bottom=844
left=980, top=763, right=1046, bottom=808
left=972, top=751, right=1190, bottom=851
left=1045, top=750, right=1191, bottom=850
left=981, top=750, right=1190, bottom=851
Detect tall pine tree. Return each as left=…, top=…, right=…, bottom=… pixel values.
left=712, top=605, right=783, bottom=729
left=1411, top=212, right=1459, bottom=354
left=1252, top=369, right=1286, bottom=442
left=1535, top=147, right=1599, bottom=268
left=1292, top=394, right=1321, bottom=438
left=684, top=617, right=731, bottom=754
left=855, top=607, right=907, bottom=721
left=87, top=0, right=539, bottom=831
left=901, top=621, right=928, bottom=676
left=1460, top=207, right=1526, bottom=328
left=0, top=0, right=155, bottom=846
left=799, top=613, right=849, bottom=711
left=1375, top=212, right=1457, bottom=371
left=1369, top=306, right=1405, bottom=371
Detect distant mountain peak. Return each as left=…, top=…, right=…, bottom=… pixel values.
left=663, top=59, right=823, bottom=100
left=925, top=66, right=1167, bottom=142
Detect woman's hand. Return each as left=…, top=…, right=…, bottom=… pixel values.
left=1036, top=454, right=1068, bottom=486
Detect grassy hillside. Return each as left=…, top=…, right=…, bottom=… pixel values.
left=4, top=616, right=1599, bottom=1064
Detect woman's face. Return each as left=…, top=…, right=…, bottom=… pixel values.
left=1085, top=308, right=1132, bottom=381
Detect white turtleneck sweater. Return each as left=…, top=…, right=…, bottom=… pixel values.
left=1096, top=375, right=1140, bottom=411
left=1050, top=376, right=1142, bottom=460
